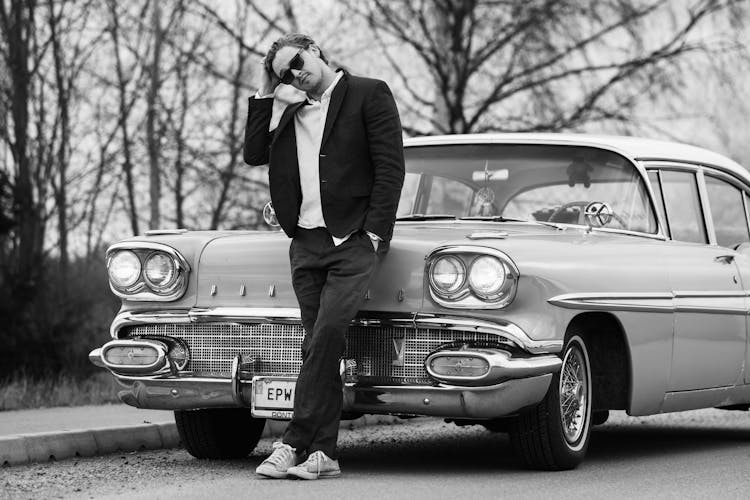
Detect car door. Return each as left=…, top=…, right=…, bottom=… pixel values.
left=701, top=170, right=750, bottom=385
left=651, top=166, right=746, bottom=391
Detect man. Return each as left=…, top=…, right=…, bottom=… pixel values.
left=243, top=33, right=404, bottom=480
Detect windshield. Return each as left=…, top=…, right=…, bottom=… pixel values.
left=396, top=144, right=657, bottom=233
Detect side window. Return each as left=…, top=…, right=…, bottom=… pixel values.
left=660, top=170, right=707, bottom=243
left=704, top=175, right=750, bottom=247
left=647, top=171, right=669, bottom=236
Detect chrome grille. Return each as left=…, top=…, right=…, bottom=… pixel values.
left=124, top=322, right=510, bottom=384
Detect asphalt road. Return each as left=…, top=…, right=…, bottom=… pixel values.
left=2, top=409, right=749, bottom=500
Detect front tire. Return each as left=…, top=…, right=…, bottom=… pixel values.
left=174, top=408, right=266, bottom=459
left=510, top=333, right=592, bottom=470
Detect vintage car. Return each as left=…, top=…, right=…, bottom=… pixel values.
left=90, top=133, right=750, bottom=470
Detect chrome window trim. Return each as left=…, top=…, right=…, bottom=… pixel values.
left=695, top=168, right=716, bottom=246
left=110, top=308, right=563, bottom=354
left=701, top=169, right=750, bottom=248
left=404, top=142, right=663, bottom=239
left=394, top=219, right=667, bottom=240
left=652, top=166, right=710, bottom=244
left=644, top=161, right=750, bottom=247
left=646, top=169, right=671, bottom=239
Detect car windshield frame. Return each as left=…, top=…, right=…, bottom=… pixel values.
left=398, top=143, right=663, bottom=238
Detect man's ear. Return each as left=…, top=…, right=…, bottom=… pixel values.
left=308, top=44, right=321, bottom=58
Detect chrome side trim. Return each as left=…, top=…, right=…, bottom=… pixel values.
left=189, top=307, right=301, bottom=322
left=548, top=291, right=749, bottom=315
left=112, top=373, right=553, bottom=418
left=407, top=315, right=562, bottom=353
left=110, top=310, right=193, bottom=338
left=110, top=308, right=562, bottom=354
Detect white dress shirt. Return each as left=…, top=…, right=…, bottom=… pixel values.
left=294, top=72, right=347, bottom=244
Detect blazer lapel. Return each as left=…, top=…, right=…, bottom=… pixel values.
left=321, top=73, right=349, bottom=147
left=273, top=100, right=307, bottom=141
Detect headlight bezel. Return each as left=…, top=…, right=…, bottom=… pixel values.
left=106, top=242, right=190, bottom=301
left=426, top=246, right=519, bottom=309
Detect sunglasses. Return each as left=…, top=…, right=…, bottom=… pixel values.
left=278, top=50, right=304, bottom=85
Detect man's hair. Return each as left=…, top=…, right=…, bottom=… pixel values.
left=264, top=33, right=328, bottom=75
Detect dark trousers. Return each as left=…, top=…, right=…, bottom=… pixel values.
left=282, top=227, right=380, bottom=458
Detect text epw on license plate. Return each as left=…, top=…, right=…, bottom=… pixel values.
left=251, top=376, right=295, bottom=419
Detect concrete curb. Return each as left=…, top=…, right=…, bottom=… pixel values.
left=1, top=414, right=400, bottom=467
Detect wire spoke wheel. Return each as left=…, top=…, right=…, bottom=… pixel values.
left=510, top=332, right=593, bottom=470
left=559, top=343, right=589, bottom=444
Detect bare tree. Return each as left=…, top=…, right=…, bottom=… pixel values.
left=0, top=0, right=42, bottom=301
left=146, top=0, right=163, bottom=229
left=107, top=0, right=143, bottom=236
left=344, top=0, right=744, bottom=135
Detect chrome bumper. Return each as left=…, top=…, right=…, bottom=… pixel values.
left=112, top=373, right=552, bottom=419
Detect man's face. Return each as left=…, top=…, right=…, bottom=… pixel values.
left=271, top=46, right=322, bottom=92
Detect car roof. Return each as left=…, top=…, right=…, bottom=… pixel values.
left=404, top=133, right=750, bottom=183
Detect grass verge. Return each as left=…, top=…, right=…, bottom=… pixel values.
left=0, top=371, right=120, bottom=411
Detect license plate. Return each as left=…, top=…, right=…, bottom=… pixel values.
left=251, top=376, right=296, bottom=419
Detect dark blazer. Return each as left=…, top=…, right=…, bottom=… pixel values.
left=243, top=71, right=405, bottom=243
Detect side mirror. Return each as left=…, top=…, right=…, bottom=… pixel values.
left=263, top=201, right=280, bottom=227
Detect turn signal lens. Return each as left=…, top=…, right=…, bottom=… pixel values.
left=108, top=251, right=141, bottom=288
left=429, top=355, right=489, bottom=377
left=468, top=256, right=506, bottom=298
left=430, top=256, right=466, bottom=294
left=144, top=252, right=176, bottom=289
left=104, top=346, right=159, bottom=366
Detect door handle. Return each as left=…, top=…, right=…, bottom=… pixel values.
left=714, top=255, right=735, bottom=264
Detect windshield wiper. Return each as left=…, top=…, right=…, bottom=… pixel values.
left=458, top=216, right=565, bottom=230
left=396, top=214, right=457, bottom=221
left=458, top=216, right=527, bottom=222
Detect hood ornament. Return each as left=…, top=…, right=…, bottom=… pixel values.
left=467, top=231, right=508, bottom=240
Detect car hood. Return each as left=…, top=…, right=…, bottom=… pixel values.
left=194, top=221, right=574, bottom=312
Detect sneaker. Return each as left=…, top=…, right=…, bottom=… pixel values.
left=287, top=450, right=341, bottom=480
left=255, top=441, right=298, bottom=478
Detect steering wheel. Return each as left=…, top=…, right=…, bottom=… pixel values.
left=548, top=201, right=626, bottom=227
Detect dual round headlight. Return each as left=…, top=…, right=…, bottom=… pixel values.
left=143, top=252, right=176, bottom=288
left=429, top=252, right=514, bottom=304
left=430, top=255, right=466, bottom=295
left=108, top=250, right=178, bottom=293
left=108, top=251, right=141, bottom=288
left=468, top=255, right=506, bottom=299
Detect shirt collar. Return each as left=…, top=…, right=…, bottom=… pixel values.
left=305, top=71, right=343, bottom=104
